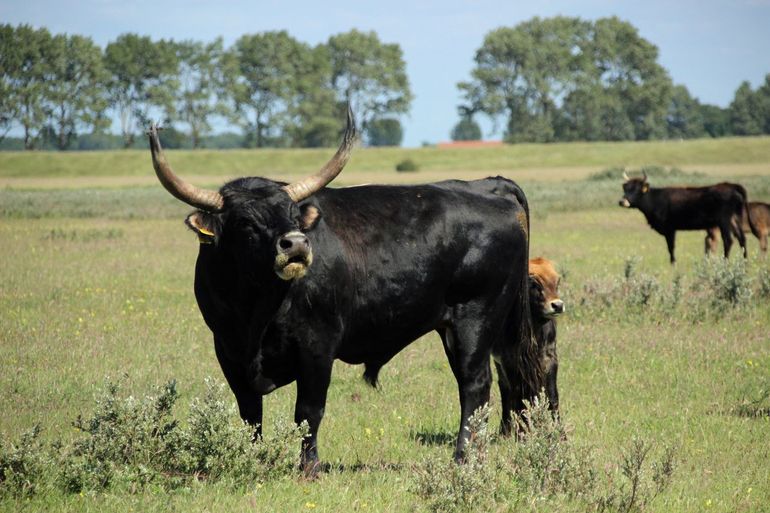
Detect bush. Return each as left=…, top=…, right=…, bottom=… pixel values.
left=694, top=258, right=752, bottom=308
left=3, top=377, right=307, bottom=497
left=0, top=425, right=47, bottom=498
left=411, top=405, right=495, bottom=512
left=396, top=159, right=419, bottom=172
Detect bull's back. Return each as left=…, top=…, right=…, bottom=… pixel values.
left=313, top=182, right=528, bottom=360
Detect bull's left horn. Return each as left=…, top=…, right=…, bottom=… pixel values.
left=148, top=124, right=224, bottom=211
left=642, top=169, right=648, bottom=181
left=282, top=106, right=357, bottom=203
left=622, top=170, right=630, bottom=182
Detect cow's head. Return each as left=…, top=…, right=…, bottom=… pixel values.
left=528, top=257, right=564, bottom=320
left=619, top=170, right=649, bottom=208
left=149, top=109, right=356, bottom=282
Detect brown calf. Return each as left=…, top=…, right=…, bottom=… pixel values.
left=528, top=257, right=564, bottom=417
left=706, top=201, right=770, bottom=255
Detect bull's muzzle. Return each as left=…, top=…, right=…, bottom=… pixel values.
left=619, top=198, right=631, bottom=208
left=274, top=231, right=313, bottom=280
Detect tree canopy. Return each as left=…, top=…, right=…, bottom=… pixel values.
left=0, top=21, right=768, bottom=150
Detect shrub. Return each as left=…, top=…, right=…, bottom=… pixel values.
left=0, top=425, right=47, bottom=498
left=411, top=405, right=496, bottom=512
left=396, top=159, right=419, bottom=172
left=693, top=258, right=752, bottom=308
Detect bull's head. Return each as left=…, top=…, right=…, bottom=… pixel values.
left=148, top=108, right=356, bottom=281
left=619, top=170, right=649, bottom=208
left=528, top=257, right=564, bottom=320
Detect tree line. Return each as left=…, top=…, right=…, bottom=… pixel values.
left=0, top=25, right=411, bottom=150
left=1, top=18, right=769, bottom=151
left=453, top=16, right=770, bottom=143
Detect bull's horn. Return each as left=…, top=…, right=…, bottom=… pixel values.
left=622, top=170, right=630, bottom=181
left=282, top=106, right=357, bottom=203
left=148, top=124, right=224, bottom=211
left=642, top=169, right=648, bottom=181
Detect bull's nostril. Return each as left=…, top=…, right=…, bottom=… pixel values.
left=551, top=300, right=564, bottom=313
left=279, top=238, right=293, bottom=250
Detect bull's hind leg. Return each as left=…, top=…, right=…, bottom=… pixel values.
left=442, top=309, right=495, bottom=462
left=731, top=216, right=748, bottom=258
left=719, top=222, right=735, bottom=258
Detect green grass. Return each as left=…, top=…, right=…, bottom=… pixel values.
left=2, top=135, right=769, bottom=180
left=1, top=142, right=770, bottom=511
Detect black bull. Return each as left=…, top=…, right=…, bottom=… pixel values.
left=147, top=116, right=538, bottom=470
left=619, top=172, right=753, bottom=263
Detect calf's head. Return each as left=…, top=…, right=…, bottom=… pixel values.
left=149, top=109, right=356, bottom=282
left=619, top=170, right=649, bottom=208
left=528, top=257, right=564, bottom=321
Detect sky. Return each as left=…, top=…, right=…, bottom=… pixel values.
left=2, top=0, right=770, bottom=147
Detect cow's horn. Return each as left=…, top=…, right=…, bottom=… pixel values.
left=282, top=106, right=357, bottom=203
left=148, top=124, right=224, bottom=212
left=622, top=170, right=630, bottom=182
left=642, top=169, right=648, bottom=181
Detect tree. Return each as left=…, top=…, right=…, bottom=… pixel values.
left=755, top=74, right=770, bottom=134
left=225, top=31, right=329, bottom=147
left=367, top=118, right=403, bottom=146
left=104, top=33, right=178, bottom=148
left=590, top=17, right=672, bottom=140
left=729, top=81, right=763, bottom=136
left=700, top=104, right=731, bottom=138
left=459, top=17, right=592, bottom=143
left=326, top=30, right=412, bottom=138
left=451, top=115, right=482, bottom=141
left=666, top=85, right=704, bottom=139
left=459, top=16, right=673, bottom=143
left=45, top=34, right=108, bottom=150
left=1, top=25, right=52, bottom=149
left=174, top=38, right=226, bottom=148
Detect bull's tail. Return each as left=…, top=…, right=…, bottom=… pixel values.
left=734, top=184, right=759, bottom=239
left=503, top=180, right=542, bottom=400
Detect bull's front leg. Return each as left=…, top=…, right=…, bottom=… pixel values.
left=214, top=337, right=263, bottom=438
left=294, top=357, right=333, bottom=477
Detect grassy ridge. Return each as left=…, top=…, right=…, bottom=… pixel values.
left=1, top=135, right=769, bottom=179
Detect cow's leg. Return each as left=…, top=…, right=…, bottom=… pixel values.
left=294, top=358, right=333, bottom=476
left=760, top=230, right=768, bottom=255
left=544, top=347, right=559, bottom=420
left=665, top=232, right=677, bottom=264
left=731, top=216, right=748, bottom=258
left=705, top=228, right=719, bottom=255
left=494, top=361, right=516, bottom=436
left=214, top=337, right=263, bottom=437
left=444, top=316, right=493, bottom=462
left=719, top=223, right=734, bottom=258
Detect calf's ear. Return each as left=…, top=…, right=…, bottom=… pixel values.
left=185, top=211, right=217, bottom=244
left=299, top=203, right=322, bottom=231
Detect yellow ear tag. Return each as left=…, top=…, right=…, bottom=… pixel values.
left=642, top=184, right=649, bottom=193
left=198, top=227, right=214, bottom=236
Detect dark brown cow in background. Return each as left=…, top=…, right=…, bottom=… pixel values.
left=706, top=201, right=770, bottom=255
left=619, top=171, right=752, bottom=263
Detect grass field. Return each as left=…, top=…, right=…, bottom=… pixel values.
left=1, top=138, right=769, bottom=512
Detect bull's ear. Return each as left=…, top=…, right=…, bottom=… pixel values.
left=185, top=211, right=217, bottom=244
left=642, top=183, right=649, bottom=193
left=299, top=203, right=322, bottom=231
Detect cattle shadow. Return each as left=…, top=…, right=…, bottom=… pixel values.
left=410, top=430, right=455, bottom=447
left=319, top=461, right=404, bottom=474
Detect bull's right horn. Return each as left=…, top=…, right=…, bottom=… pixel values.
left=622, top=170, right=630, bottom=182
left=282, top=106, right=357, bottom=203
left=148, top=124, right=224, bottom=212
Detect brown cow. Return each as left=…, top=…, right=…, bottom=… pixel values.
left=706, top=201, right=770, bottom=255
left=528, top=257, right=564, bottom=418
